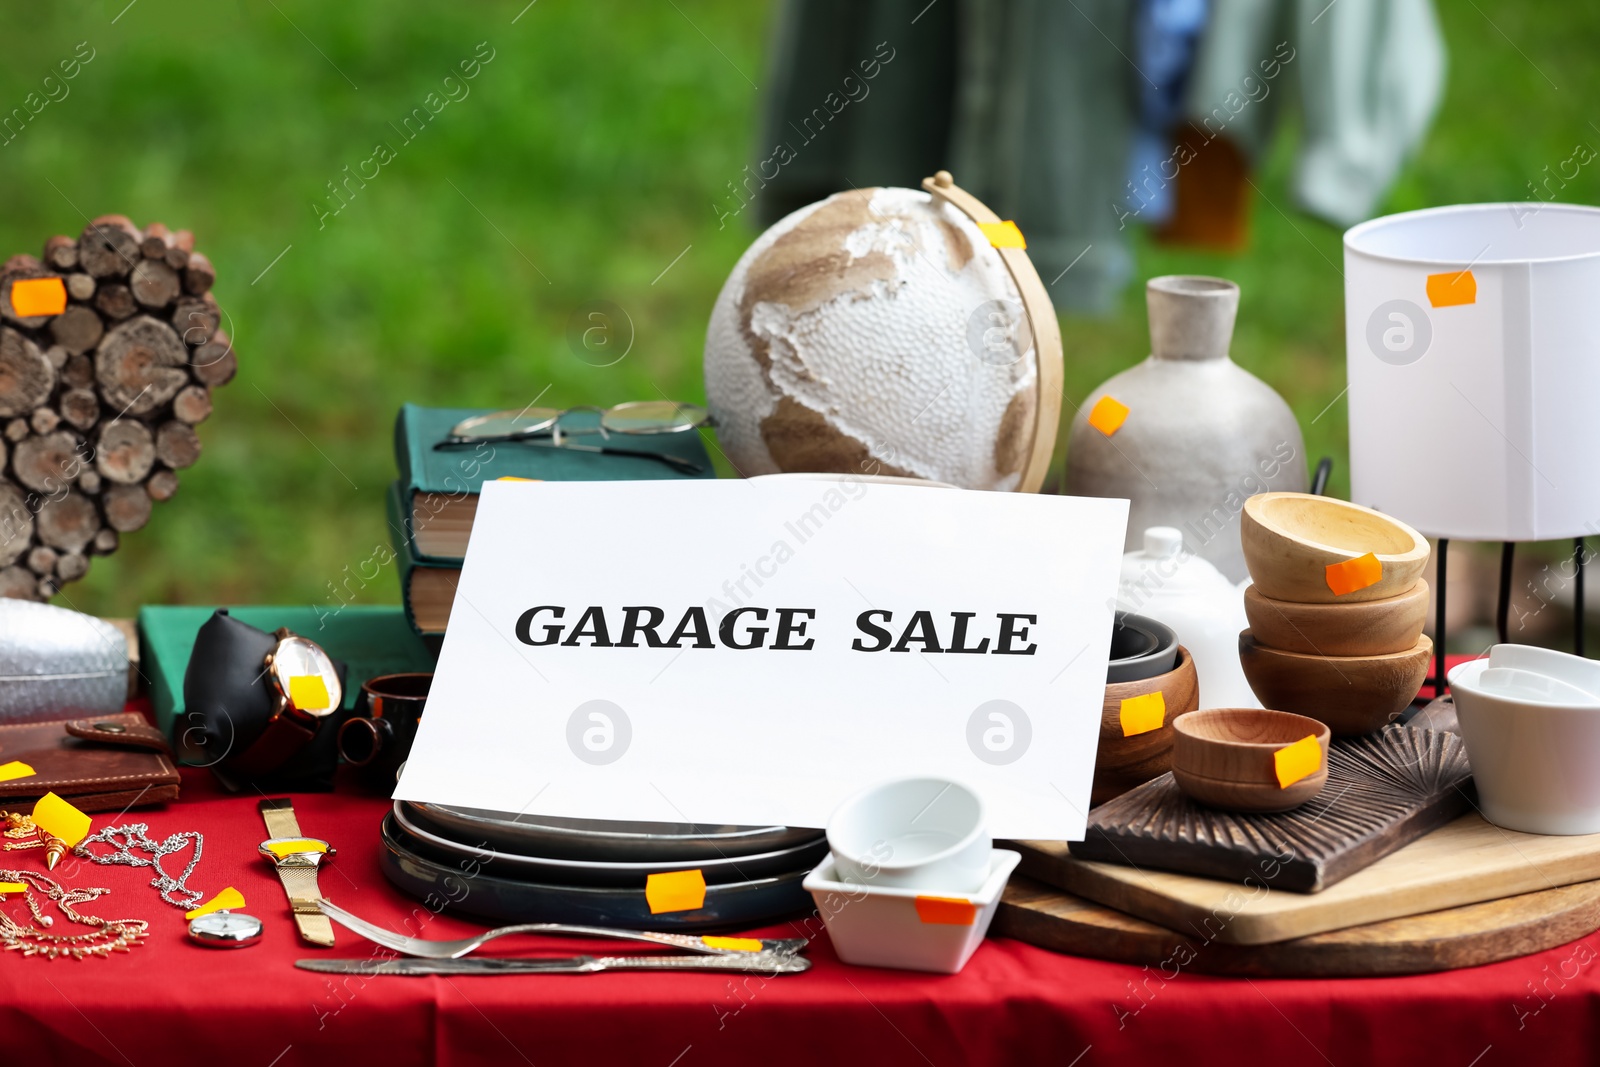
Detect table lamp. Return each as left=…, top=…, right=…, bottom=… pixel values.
left=1344, top=203, right=1600, bottom=690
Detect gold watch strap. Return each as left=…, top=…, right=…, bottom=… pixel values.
left=259, top=798, right=334, bottom=947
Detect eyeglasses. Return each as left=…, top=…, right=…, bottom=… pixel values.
left=433, top=401, right=712, bottom=475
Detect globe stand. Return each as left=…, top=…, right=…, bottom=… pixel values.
left=921, top=171, right=1064, bottom=495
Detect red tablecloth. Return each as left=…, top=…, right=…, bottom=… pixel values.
left=4, top=686, right=1596, bottom=1066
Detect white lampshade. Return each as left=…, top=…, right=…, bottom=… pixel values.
left=1345, top=203, right=1600, bottom=541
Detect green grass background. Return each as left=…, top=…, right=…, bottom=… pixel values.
left=0, top=1, right=1594, bottom=618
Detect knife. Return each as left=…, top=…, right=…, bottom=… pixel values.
left=296, top=953, right=812, bottom=976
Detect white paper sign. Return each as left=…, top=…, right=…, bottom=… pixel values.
left=394, top=478, right=1128, bottom=839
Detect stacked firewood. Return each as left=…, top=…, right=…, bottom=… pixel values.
left=0, top=217, right=236, bottom=600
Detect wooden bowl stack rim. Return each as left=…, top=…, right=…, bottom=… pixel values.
left=1244, top=492, right=1429, bottom=564
left=1238, top=631, right=1435, bottom=665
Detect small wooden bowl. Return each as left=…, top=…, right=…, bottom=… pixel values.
left=1241, top=493, right=1429, bottom=604
left=1091, top=646, right=1200, bottom=805
left=1243, top=580, right=1429, bottom=657
left=1171, top=708, right=1331, bottom=812
left=1238, top=631, right=1433, bottom=735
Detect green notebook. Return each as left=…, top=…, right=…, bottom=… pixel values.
left=138, top=605, right=437, bottom=739
left=394, top=404, right=715, bottom=563
left=395, top=403, right=715, bottom=493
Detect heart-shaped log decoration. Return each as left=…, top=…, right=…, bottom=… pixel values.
left=0, top=217, right=237, bottom=600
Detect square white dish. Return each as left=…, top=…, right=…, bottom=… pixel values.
left=802, top=849, right=1021, bottom=974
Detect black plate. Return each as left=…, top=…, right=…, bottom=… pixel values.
left=392, top=802, right=827, bottom=887
left=379, top=815, right=815, bottom=931
left=403, top=800, right=819, bottom=862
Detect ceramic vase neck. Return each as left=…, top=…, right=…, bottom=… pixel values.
left=1147, top=275, right=1240, bottom=362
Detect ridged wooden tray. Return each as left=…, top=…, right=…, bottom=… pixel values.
left=1064, top=726, right=1473, bottom=892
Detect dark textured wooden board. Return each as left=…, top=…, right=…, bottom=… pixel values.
left=1068, top=725, right=1473, bottom=892
left=992, top=874, right=1600, bottom=977
left=1009, top=814, right=1600, bottom=944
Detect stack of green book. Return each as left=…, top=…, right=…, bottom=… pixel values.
left=389, top=404, right=716, bottom=638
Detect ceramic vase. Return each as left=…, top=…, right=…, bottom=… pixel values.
left=1064, top=276, right=1307, bottom=582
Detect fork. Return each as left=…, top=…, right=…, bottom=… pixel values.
left=317, top=899, right=807, bottom=960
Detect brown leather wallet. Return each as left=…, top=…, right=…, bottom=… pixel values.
left=0, top=713, right=180, bottom=812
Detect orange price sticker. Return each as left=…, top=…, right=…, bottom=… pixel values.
left=1325, top=552, right=1383, bottom=596
left=1087, top=395, right=1130, bottom=437
left=914, top=895, right=979, bottom=926
left=9, top=276, right=66, bottom=318
left=1119, top=691, right=1166, bottom=737
left=645, top=869, right=706, bottom=914
left=288, top=675, right=331, bottom=712
left=977, top=220, right=1026, bottom=249
left=701, top=936, right=763, bottom=953
left=1426, top=270, right=1476, bottom=308
left=185, top=886, right=247, bottom=921
left=1274, top=735, right=1323, bottom=789
left=32, top=792, right=91, bottom=847
left=0, top=761, right=35, bottom=782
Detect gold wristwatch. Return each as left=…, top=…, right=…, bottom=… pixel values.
left=258, top=798, right=337, bottom=947
left=230, top=629, right=343, bottom=778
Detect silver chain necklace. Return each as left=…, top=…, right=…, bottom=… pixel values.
left=73, top=824, right=205, bottom=910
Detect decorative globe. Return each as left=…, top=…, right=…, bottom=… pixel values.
left=704, top=186, right=1043, bottom=490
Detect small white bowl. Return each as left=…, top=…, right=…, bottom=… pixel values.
left=1487, top=644, right=1600, bottom=699
left=1450, top=656, right=1600, bottom=835
left=804, top=849, right=1021, bottom=973
left=826, top=777, right=989, bottom=892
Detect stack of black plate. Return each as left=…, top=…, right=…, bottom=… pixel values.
left=381, top=801, right=826, bottom=931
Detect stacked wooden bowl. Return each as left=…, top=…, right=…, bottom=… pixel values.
left=1237, top=493, right=1433, bottom=735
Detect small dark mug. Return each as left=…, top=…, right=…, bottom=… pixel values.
left=338, top=672, right=431, bottom=791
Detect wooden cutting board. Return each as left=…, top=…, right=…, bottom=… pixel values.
left=993, top=874, right=1600, bottom=976
left=1073, top=726, right=1473, bottom=892
left=1012, top=814, right=1600, bottom=944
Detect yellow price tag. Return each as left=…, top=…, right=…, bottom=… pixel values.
left=1325, top=552, right=1383, bottom=596
left=10, top=276, right=66, bottom=317
left=0, top=882, right=26, bottom=895
left=1426, top=270, right=1476, bottom=308
left=0, top=761, right=35, bottom=782
left=644, top=869, right=706, bottom=914
left=977, top=220, right=1026, bottom=249
left=1274, top=735, right=1324, bottom=789
left=32, top=792, right=91, bottom=847
left=1119, top=691, right=1166, bottom=737
left=701, top=936, right=763, bottom=952
left=1088, top=395, right=1130, bottom=437
left=263, top=838, right=329, bottom=859
left=185, top=886, right=247, bottom=921
left=288, top=675, right=331, bottom=712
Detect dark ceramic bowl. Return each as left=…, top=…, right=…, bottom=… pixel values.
left=1107, top=612, right=1180, bottom=684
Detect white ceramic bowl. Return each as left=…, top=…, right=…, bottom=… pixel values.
left=826, top=777, right=989, bottom=892
left=1449, top=656, right=1600, bottom=835
left=1475, top=668, right=1600, bottom=707
left=1486, top=644, right=1600, bottom=699
left=803, top=849, right=1021, bottom=973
